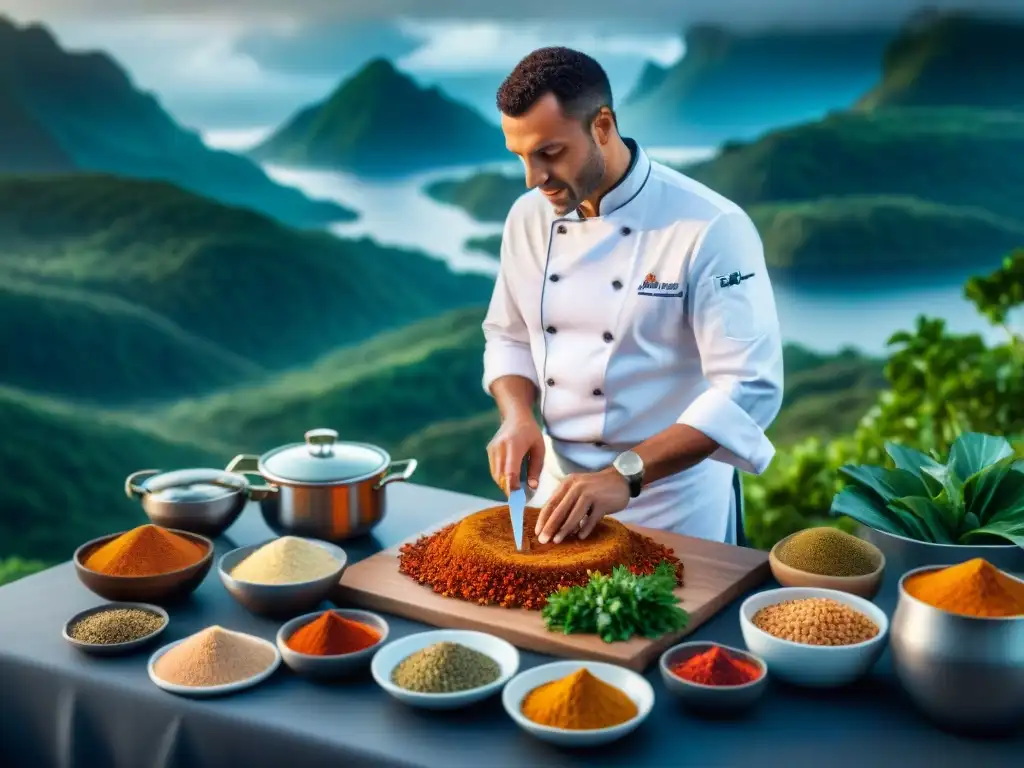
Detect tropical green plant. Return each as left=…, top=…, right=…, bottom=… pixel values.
left=743, top=246, right=1024, bottom=550
left=831, top=432, right=1024, bottom=548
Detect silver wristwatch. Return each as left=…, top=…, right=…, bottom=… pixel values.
left=612, top=450, right=644, bottom=498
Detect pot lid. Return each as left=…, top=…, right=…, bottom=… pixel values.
left=142, top=468, right=247, bottom=503
left=260, top=429, right=389, bottom=484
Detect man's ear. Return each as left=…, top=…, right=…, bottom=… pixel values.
left=591, top=106, right=616, bottom=145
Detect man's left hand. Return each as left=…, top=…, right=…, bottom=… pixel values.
left=535, top=468, right=630, bottom=545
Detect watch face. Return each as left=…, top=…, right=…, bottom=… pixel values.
left=615, top=451, right=643, bottom=477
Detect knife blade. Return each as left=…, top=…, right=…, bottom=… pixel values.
left=508, top=455, right=528, bottom=551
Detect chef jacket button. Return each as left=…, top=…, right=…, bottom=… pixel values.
left=556, top=224, right=567, bottom=234
left=545, top=325, right=557, bottom=334
left=602, top=331, right=614, bottom=343
left=611, top=279, right=622, bottom=290
left=549, top=274, right=560, bottom=282
left=592, top=388, right=603, bottom=397
left=546, top=378, right=555, bottom=386
left=620, top=226, right=632, bottom=236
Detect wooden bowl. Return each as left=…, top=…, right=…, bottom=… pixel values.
left=769, top=531, right=885, bottom=600
left=73, top=529, right=214, bottom=604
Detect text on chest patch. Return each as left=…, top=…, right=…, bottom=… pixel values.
left=637, top=272, right=683, bottom=297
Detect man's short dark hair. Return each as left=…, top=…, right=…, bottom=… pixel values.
left=496, top=47, right=613, bottom=126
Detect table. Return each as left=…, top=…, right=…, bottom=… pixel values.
left=0, top=483, right=1018, bottom=768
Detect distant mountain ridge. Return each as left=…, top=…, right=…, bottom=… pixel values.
left=251, top=58, right=507, bottom=175
left=856, top=14, right=1024, bottom=111
left=0, top=16, right=354, bottom=228
left=623, top=24, right=892, bottom=145
left=0, top=174, right=495, bottom=404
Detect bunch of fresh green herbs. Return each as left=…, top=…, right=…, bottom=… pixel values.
left=831, top=431, right=1024, bottom=548
left=541, top=560, right=688, bottom=643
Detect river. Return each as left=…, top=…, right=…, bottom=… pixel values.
left=206, top=129, right=1002, bottom=355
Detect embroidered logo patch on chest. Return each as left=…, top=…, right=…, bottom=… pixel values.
left=637, top=272, right=683, bottom=298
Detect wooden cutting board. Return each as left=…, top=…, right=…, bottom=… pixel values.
left=336, top=514, right=769, bottom=672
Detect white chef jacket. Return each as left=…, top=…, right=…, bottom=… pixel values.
left=481, top=140, right=784, bottom=543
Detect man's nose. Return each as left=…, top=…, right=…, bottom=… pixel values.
left=524, top=162, right=547, bottom=190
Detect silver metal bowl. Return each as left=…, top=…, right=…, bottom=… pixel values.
left=217, top=539, right=348, bottom=619
left=859, top=526, right=1024, bottom=576
left=125, top=468, right=269, bottom=538
left=890, top=565, right=1024, bottom=734
left=62, top=602, right=169, bottom=656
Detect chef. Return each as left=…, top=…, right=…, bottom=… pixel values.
left=483, top=47, right=784, bottom=546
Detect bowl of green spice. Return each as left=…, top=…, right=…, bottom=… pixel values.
left=769, top=527, right=885, bottom=600
left=63, top=602, right=169, bottom=656
left=371, top=629, right=519, bottom=710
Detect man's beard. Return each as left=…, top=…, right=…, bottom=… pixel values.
left=547, top=143, right=606, bottom=216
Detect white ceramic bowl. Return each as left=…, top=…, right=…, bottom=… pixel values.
left=148, top=629, right=281, bottom=697
left=739, top=587, right=889, bottom=688
left=371, top=629, right=519, bottom=710
left=502, top=661, right=654, bottom=748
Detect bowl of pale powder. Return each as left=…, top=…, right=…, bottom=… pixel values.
left=218, top=536, right=348, bottom=618
left=148, top=625, right=280, bottom=697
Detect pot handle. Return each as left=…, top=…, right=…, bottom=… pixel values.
left=124, top=469, right=160, bottom=500
left=225, top=454, right=279, bottom=501
left=375, top=458, right=418, bottom=490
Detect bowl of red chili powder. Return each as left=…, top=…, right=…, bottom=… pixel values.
left=276, top=608, right=389, bottom=678
left=659, top=641, right=767, bottom=714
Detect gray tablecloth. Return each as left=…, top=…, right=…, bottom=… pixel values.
left=0, top=483, right=1019, bottom=768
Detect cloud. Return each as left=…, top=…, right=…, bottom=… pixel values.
left=395, top=20, right=684, bottom=74
left=6, top=0, right=1023, bottom=28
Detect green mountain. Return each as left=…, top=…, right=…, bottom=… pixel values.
left=0, top=385, right=217, bottom=564
left=429, top=109, right=1024, bottom=271
left=0, top=77, right=74, bottom=173
left=857, top=14, right=1024, bottom=111
left=251, top=58, right=507, bottom=175
left=0, top=175, right=495, bottom=402
left=749, top=196, right=1024, bottom=272
left=0, top=16, right=354, bottom=227
left=622, top=25, right=891, bottom=145
left=153, top=306, right=885, bottom=501
left=425, top=171, right=524, bottom=224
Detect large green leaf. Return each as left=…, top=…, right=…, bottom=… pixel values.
left=960, top=519, right=1024, bottom=550
left=964, top=458, right=1024, bottom=525
left=884, top=441, right=944, bottom=496
left=920, top=463, right=965, bottom=527
left=838, top=465, right=930, bottom=504
left=831, top=486, right=913, bottom=537
left=889, top=497, right=956, bottom=543
left=948, top=432, right=1014, bottom=482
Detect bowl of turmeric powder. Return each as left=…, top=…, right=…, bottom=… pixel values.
left=890, top=560, right=1024, bottom=734
left=502, top=661, right=654, bottom=747
left=73, top=525, right=214, bottom=604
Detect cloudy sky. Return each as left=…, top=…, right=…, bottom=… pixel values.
left=5, top=0, right=1021, bottom=129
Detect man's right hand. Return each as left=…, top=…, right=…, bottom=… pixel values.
left=487, top=415, right=545, bottom=494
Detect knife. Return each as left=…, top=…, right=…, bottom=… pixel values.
left=508, top=455, right=528, bottom=551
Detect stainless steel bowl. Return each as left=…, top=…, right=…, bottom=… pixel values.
left=125, top=468, right=272, bottom=538
left=890, top=565, right=1024, bottom=734
left=859, top=526, right=1024, bottom=576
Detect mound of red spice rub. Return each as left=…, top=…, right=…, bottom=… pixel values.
left=398, top=505, right=684, bottom=609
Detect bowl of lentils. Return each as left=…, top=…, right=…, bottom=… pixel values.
left=739, top=587, right=888, bottom=688
left=63, top=602, right=169, bottom=656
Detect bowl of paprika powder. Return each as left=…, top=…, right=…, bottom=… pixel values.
left=659, top=641, right=767, bottom=714
left=277, top=608, right=389, bottom=679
